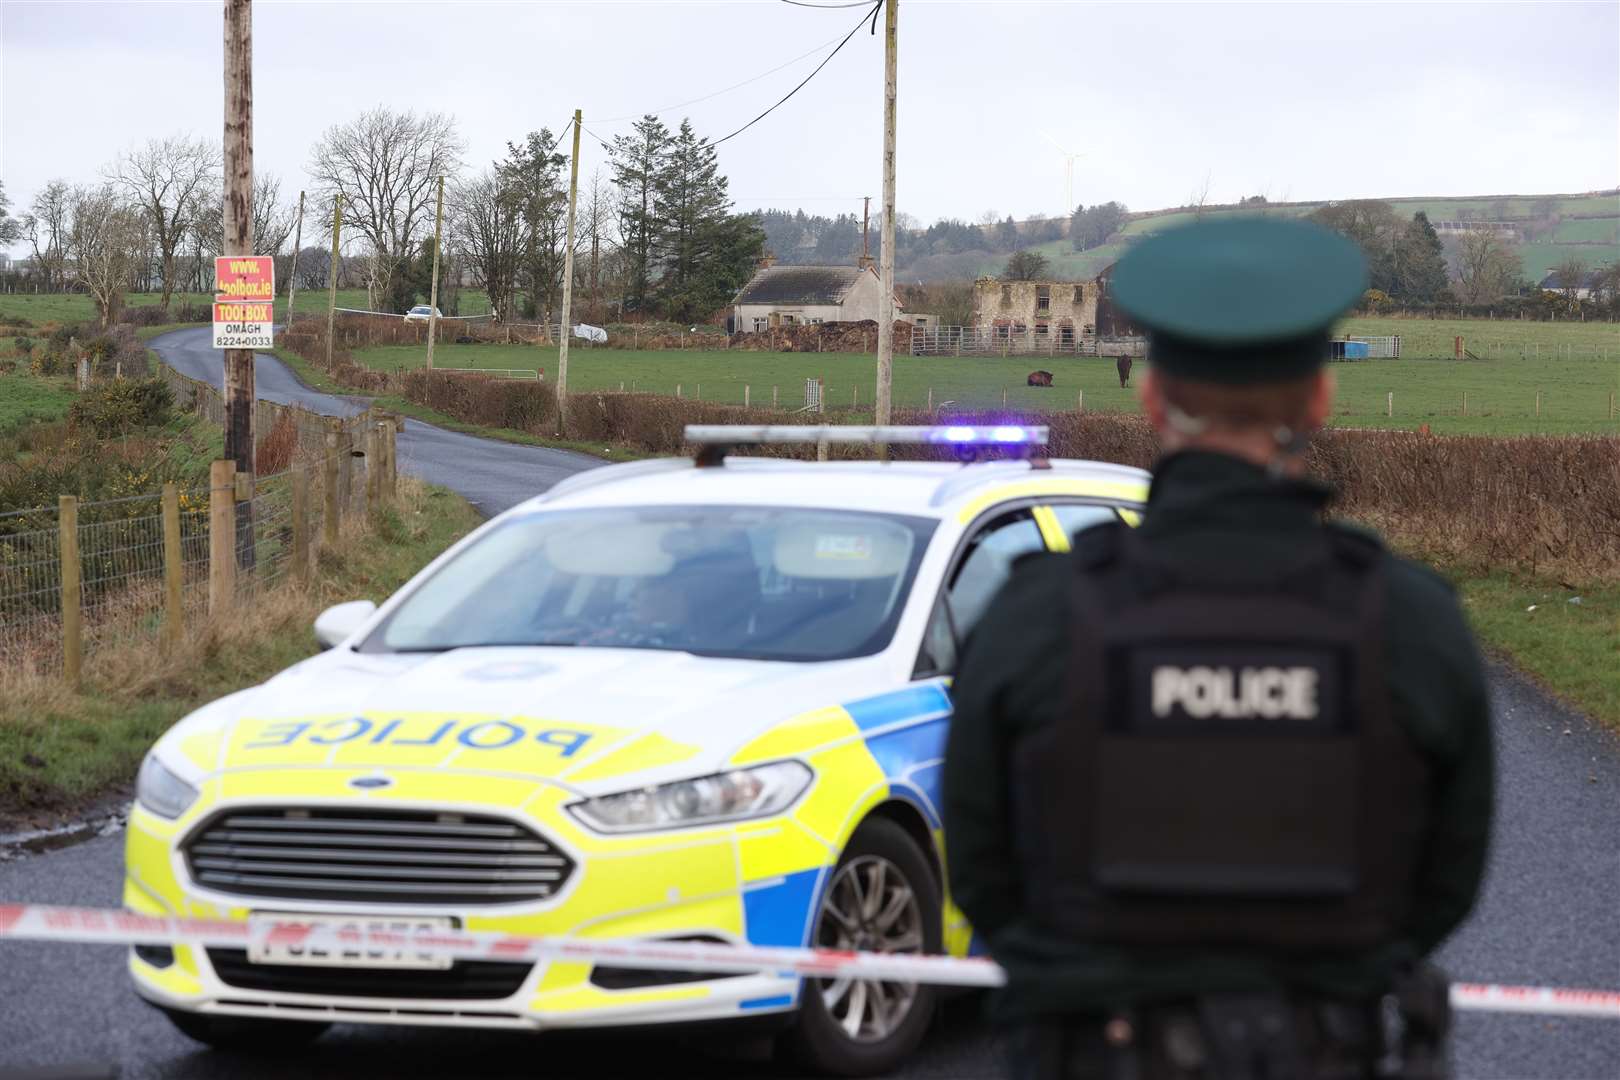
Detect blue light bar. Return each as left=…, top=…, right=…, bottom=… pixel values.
left=684, top=425, right=1050, bottom=447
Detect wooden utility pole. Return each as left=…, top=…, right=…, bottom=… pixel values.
left=223, top=0, right=256, bottom=569
left=555, top=108, right=583, bottom=434
left=285, top=189, right=304, bottom=324
left=874, top=0, right=899, bottom=450
left=324, top=194, right=342, bottom=368
left=425, top=175, right=445, bottom=371
left=862, top=196, right=871, bottom=264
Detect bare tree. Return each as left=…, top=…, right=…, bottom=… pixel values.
left=1453, top=230, right=1524, bottom=305
left=307, top=106, right=465, bottom=311
left=1189, top=172, right=1213, bottom=219
left=112, top=134, right=220, bottom=310
left=582, top=169, right=617, bottom=319
left=450, top=169, right=524, bottom=321
left=21, top=180, right=73, bottom=290
left=70, top=185, right=145, bottom=327
left=1551, top=255, right=1589, bottom=301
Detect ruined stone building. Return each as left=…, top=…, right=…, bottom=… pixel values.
left=972, top=277, right=1100, bottom=348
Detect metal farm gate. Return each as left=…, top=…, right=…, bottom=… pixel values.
left=910, top=325, right=1147, bottom=358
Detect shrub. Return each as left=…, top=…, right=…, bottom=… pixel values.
left=29, top=349, right=64, bottom=377
left=0, top=360, right=15, bottom=375
left=67, top=377, right=175, bottom=437
left=0, top=313, right=32, bottom=328
left=254, top=413, right=298, bottom=476
left=122, top=305, right=171, bottom=328
left=13, top=336, right=35, bottom=356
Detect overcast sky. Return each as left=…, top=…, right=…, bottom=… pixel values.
left=1, top=0, right=1616, bottom=250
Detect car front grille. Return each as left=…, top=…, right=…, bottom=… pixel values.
left=183, top=807, right=574, bottom=906
left=206, top=949, right=533, bottom=1000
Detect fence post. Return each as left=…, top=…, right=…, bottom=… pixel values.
left=1077, top=390, right=1084, bottom=413
left=1387, top=392, right=1393, bottom=418
left=1535, top=391, right=1540, bottom=419
left=1462, top=391, right=1467, bottom=417
left=1610, top=392, right=1615, bottom=421
left=773, top=385, right=778, bottom=409
left=162, top=483, right=183, bottom=652
left=387, top=421, right=398, bottom=498
left=292, top=465, right=309, bottom=585
left=1002, top=388, right=1008, bottom=407
left=744, top=385, right=750, bottom=408
left=59, top=495, right=81, bottom=687
left=323, top=430, right=340, bottom=545
left=365, top=425, right=379, bottom=513
left=676, top=384, right=682, bottom=399
left=209, top=460, right=236, bottom=615
left=927, top=388, right=933, bottom=412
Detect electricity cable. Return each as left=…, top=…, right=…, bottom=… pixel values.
left=596, top=31, right=851, bottom=124
left=712, top=1, right=880, bottom=147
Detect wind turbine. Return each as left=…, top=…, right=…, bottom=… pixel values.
left=1041, top=132, right=1084, bottom=214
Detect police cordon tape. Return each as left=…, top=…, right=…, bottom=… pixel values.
left=2, top=904, right=1617, bottom=1020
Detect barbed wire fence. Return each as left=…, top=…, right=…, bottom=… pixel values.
left=0, top=368, right=398, bottom=685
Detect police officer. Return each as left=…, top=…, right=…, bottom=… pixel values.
left=943, top=218, right=1493, bottom=1080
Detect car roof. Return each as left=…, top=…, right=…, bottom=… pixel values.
left=519, top=456, right=1151, bottom=521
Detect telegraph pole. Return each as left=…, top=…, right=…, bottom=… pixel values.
left=875, top=0, right=898, bottom=443
left=426, top=174, right=445, bottom=371
left=324, top=194, right=342, bottom=368
left=223, top=0, right=255, bottom=568
left=555, top=108, right=583, bottom=434
left=285, top=189, right=304, bottom=324
left=863, top=195, right=871, bottom=265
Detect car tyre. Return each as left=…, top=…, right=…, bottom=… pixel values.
left=161, top=1008, right=330, bottom=1051
left=781, top=815, right=943, bottom=1077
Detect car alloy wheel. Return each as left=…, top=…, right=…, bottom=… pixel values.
left=814, top=854, right=926, bottom=1042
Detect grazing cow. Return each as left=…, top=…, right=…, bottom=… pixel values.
left=1027, top=370, right=1054, bottom=387
left=1116, top=354, right=1134, bottom=388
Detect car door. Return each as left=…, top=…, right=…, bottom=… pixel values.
left=914, top=507, right=1049, bottom=679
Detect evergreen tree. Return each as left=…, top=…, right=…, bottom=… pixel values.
left=654, top=120, right=762, bottom=321
left=1393, top=212, right=1449, bottom=302
left=498, top=129, right=568, bottom=320
left=610, top=115, right=672, bottom=314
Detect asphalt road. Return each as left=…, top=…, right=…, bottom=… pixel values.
left=1, top=334, right=1615, bottom=1078
left=151, top=325, right=601, bottom=516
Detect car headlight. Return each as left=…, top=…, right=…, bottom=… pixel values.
left=568, top=761, right=813, bottom=833
left=136, top=754, right=199, bottom=820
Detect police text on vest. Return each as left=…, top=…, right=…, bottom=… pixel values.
left=1151, top=665, right=1319, bottom=720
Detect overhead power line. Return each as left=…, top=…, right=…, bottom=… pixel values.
left=597, top=31, right=850, bottom=124
left=779, top=0, right=879, bottom=8
left=713, top=1, right=881, bottom=147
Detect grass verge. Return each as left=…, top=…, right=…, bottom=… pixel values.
left=1447, top=568, right=1619, bottom=727
left=0, top=478, right=483, bottom=828
left=268, top=345, right=637, bottom=462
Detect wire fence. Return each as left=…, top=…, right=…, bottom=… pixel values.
left=910, top=326, right=1148, bottom=357
left=0, top=411, right=396, bottom=682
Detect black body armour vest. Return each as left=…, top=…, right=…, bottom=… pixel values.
left=1013, top=522, right=1432, bottom=950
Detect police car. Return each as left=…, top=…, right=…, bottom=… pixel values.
left=125, top=425, right=1149, bottom=1075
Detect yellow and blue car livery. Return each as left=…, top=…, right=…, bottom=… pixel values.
left=124, top=453, right=1148, bottom=1063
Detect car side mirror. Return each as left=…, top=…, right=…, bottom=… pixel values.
left=313, top=600, right=378, bottom=650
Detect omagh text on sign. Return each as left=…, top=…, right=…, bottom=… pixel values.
left=212, top=256, right=275, bottom=349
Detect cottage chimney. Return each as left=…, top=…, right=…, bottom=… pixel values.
left=858, top=254, right=875, bottom=271
left=758, top=253, right=776, bottom=269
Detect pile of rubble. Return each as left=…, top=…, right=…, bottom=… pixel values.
left=726, top=320, right=914, bottom=354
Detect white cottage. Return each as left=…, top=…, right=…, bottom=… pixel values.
left=731, top=261, right=902, bottom=333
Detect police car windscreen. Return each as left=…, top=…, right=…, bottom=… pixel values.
left=369, top=506, right=937, bottom=662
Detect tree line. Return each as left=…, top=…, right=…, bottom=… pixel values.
left=0, top=106, right=767, bottom=328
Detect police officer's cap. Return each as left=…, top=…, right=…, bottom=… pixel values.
left=1110, top=217, right=1367, bottom=385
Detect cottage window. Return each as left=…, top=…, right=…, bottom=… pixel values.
left=753, top=318, right=768, bottom=333
left=1072, top=285, right=1084, bottom=305
left=1036, top=286, right=1050, bottom=313
left=1035, top=321, right=1049, bottom=336
left=808, top=318, right=823, bottom=325
left=782, top=314, right=797, bottom=325
left=1000, top=284, right=1012, bottom=307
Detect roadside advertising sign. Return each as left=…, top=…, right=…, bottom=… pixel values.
left=212, top=256, right=275, bottom=349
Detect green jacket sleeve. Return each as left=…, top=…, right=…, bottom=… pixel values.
left=1385, top=561, right=1496, bottom=955
left=943, top=555, right=1067, bottom=942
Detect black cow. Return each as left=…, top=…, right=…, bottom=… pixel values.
left=1116, top=354, right=1134, bottom=388
left=1027, top=370, right=1054, bottom=387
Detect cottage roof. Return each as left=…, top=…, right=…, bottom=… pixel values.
left=733, top=265, right=868, bottom=306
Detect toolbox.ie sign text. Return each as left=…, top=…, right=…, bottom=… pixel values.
left=212, top=256, right=275, bottom=349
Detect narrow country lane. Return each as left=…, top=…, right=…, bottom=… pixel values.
left=150, top=325, right=602, bottom=516
left=0, top=330, right=1615, bottom=1078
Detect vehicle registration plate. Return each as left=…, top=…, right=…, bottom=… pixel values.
left=247, top=914, right=455, bottom=970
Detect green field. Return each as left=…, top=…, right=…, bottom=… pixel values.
left=0, top=288, right=498, bottom=328
left=353, top=314, right=1619, bottom=436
